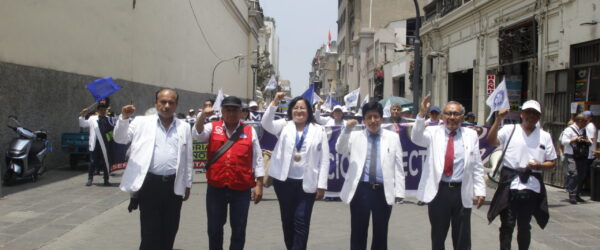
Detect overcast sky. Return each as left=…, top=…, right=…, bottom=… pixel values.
left=261, top=0, right=337, bottom=96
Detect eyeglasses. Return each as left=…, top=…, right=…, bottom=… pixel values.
left=292, top=107, right=307, bottom=111
left=443, top=112, right=463, bottom=117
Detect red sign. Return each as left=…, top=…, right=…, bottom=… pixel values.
left=486, top=75, right=496, bottom=95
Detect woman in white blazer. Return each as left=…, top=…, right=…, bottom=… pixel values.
left=261, top=92, right=329, bottom=250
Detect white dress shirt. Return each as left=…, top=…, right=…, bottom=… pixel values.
left=193, top=121, right=264, bottom=177
left=440, top=127, right=465, bottom=183
left=561, top=124, right=585, bottom=155
left=498, top=125, right=557, bottom=193
left=150, top=118, right=179, bottom=176
left=585, top=122, right=597, bottom=159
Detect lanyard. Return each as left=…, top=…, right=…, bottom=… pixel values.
left=295, top=124, right=309, bottom=152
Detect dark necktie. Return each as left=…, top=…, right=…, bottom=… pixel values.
left=443, top=131, right=456, bottom=177
left=369, top=133, right=378, bottom=184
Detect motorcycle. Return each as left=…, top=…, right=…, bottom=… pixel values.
left=3, top=116, right=51, bottom=185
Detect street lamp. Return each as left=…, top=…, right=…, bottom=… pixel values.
left=211, top=55, right=243, bottom=94
left=251, top=64, right=258, bottom=100
left=412, top=0, right=422, bottom=115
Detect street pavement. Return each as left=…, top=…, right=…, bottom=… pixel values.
left=1, top=166, right=600, bottom=249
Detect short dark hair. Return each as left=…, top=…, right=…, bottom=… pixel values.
left=362, top=101, right=383, bottom=117
left=204, top=99, right=214, bottom=105
left=155, top=88, right=179, bottom=103
left=287, top=97, right=315, bottom=124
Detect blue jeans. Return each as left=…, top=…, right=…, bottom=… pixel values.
left=206, top=185, right=251, bottom=250
left=273, top=179, right=316, bottom=250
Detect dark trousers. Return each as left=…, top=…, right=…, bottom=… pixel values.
left=350, top=182, right=392, bottom=250
left=206, top=185, right=251, bottom=250
left=499, top=190, right=538, bottom=250
left=428, top=183, right=471, bottom=250
left=138, top=174, right=183, bottom=250
left=88, top=147, right=108, bottom=181
left=273, top=179, right=316, bottom=250
left=566, top=156, right=588, bottom=196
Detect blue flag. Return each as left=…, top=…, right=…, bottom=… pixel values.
left=301, top=84, right=315, bottom=104
left=86, top=77, right=123, bottom=102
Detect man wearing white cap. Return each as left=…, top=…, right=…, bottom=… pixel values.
left=315, top=104, right=347, bottom=127
left=248, top=101, right=259, bottom=112
left=487, top=100, right=557, bottom=250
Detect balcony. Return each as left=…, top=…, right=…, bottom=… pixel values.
left=424, top=0, right=466, bottom=21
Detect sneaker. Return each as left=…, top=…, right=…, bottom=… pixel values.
left=575, top=196, right=586, bottom=202
left=86, top=179, right=93, bottom=186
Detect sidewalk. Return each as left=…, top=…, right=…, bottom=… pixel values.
left=1, top=168, right=600, bottom=249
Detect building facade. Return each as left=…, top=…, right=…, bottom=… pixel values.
left=0, top=0, right=265, bottom=168
left=421, top=0, right=600, bottom=186
left=337, top=0, right=427, bottom=103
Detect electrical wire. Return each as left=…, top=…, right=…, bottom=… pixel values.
left=188, top=0, right=222, bottom=60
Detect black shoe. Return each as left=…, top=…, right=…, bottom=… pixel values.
left=86, top=179, right=93, bottom=186
left=576, top=196, right=586, bottom=202
left=103, top=180, right=111, bottom=186
left=569, top=195, right=577, bottom=204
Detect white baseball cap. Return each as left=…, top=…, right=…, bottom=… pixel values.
left=401, top=107, right=411, bottom=113
left=188, top=109, right=195, bottom=113
left=521, top=100, right=541, bottom=113
left=332, top=105, right=343, bottom=112
left=249, top=101, right=258, bottom=108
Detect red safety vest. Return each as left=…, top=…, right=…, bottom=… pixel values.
left=206, top=120, right=255, bottom=190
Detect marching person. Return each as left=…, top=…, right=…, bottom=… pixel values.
left=78, top=100, right=115, bottom=186
left=411, top=94, right=486, bottom=250
left=560, top=113, right=591, bottom=204
left=425, top=106, right=442, bottom=126
left=336, top=101, right=405, bottom=250
left=315, top=102, right=347, bottom=127
left=114, top=88, right=193, bottom=250
left=487, top=100, right=557, bottom=250
left=194, top=96, right=264, bottom=250
left=261, top=92, right=329, bottom=250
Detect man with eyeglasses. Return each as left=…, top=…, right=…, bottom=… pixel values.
left=411, top=94, right=486, bottom=250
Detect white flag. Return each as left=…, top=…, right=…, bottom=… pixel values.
left=383, top=100, right=392, bottom=118
left=264, top=75, right=278, bottom=91
left=312, top=91, right=322, bottom=105
left=213, top=88, right=224, bottom=112
left=485, top=78, right=510, bottom=121
left=344, top=88, right=360, bottom=109
left=323, top=95, right=333, bottom=111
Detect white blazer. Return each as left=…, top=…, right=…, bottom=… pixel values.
left=261, top=104, right=329, bottom=193
left=336, top=129, right=405, bottom=205
left=114, top=114, right=193, bottom=196
left=79, top=115, right=114, bottom=170
left=411, top=117, right=485, bottom=208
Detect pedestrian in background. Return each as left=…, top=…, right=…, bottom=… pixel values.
left=487, top=100, right=557, bottom=250
left=561, top=113, right=591, bottom=204
left=336, top=101, right=405, bottom=250
left=261, top=92, right=329, bottom=250
left=114, top=88, right=193, bottom=250
left=411, top=94, right=486, bottom=250
left=194, top=96, right=264, bottom=250
left=78, top=100, right=115, bottom=187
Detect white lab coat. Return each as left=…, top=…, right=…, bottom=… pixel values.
left=79, top=115, right=114, bottom=170
left=336, top=128, right=405, bottom=205
left=114, top=114, right=193, bottom=196
left=411, top=117, right=486, bottom=208
left=261, top=104, right=329, bottom=193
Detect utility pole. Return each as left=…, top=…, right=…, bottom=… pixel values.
left=412, top=0, right=422, bottom=115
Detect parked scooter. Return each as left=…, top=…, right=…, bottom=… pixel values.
left=3, top=116, right=50, bottom=185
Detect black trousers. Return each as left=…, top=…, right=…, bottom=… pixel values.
left=89, top=147, right=108, bottom=181
left=499, top=190, right=538, bottom=250
left=138, top=173, right=183, bottom=250
left=206, top=185, right=251, bottom=250
left=272, top=179, right=316, bottom=250
left=428, top=183, right=471, bottom=250
left=350, top=182, right=392, bottom=250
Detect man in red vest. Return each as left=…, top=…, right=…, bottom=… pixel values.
left=193, top=96, right=264, bottom=250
